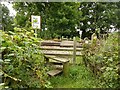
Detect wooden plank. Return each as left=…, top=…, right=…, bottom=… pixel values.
left=73, top=37, right=76, bottom=65
left=60, top=41, right=82, bottom=47
left=40, top=46, right=83, bottom=51
left=45, top=55, right=56, bottom=58
left=47, top=69, right=62, bottom=76
left=41, top=43, right=60, bottom=46
left=49, top=62, right=63, bottom=65
left=42, top=50, right=82, bottom=56
left=52, top=65, right=63, bottom=70
left=43, top=51, right=72, bottom=56
left=40, top=41, right=60, bottom=46
left=52, top=57, right=69, bottom=63
left=45, top=55, right=69, bottom=63
left=60, top=41, right=74, bottom=47
left=61, top=41, right=74, bottom=44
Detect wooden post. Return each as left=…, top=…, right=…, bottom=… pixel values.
left=35, top=29, right=37, bottom=38
left=61, top=36, right=64, bottom=41
left=63, top=61, right=69, bottom=77
left=73, top=37, right=76, bottom=65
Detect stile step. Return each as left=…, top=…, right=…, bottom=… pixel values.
left=52, top=65, right=63, bottom=70
left=47, top=69, right=62, bottom=76
left=49, top=62, right=63, bottom=65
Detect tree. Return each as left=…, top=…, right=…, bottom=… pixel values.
left=13, top=2, right=82, bottom=39
left=44, top=2, right=82, bottom=38
left=79, top=2, right=119, bottom=39
left=1, top=3, right=13, bottom=31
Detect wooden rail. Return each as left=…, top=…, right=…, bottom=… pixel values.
left=40, top=37, right=83, bottom=76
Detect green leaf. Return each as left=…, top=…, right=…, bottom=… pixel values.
left=7, top=41, right=13, bottom=46
left=0, top=47, right=6, bottom=52
left=7, top=53, right=15, bottom=57
left=0, top=59, right=3, bottom=63
left=0, top=83, right=5, bottom=87
left=4, top=59, right=11, bottom=62
left=8, top=31, right=15, bottom=35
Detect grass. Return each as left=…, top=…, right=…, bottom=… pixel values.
left=48, top=56, right=102, bottom=88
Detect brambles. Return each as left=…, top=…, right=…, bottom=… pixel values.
left=1, top=28, right=51, bottom=88
left=83, top=32, right=119, bottom=88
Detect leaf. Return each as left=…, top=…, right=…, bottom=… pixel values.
left=0, top=83, right=5, bottom=86
left=108, top=58, right=113, bottom=62
left=8, top=65, right=13, bottom=71
left=0, top=72, right=3, bottom=76
left=8, top=31, right=15, bottom=35
left=0, top=83, right=5, bottom=89
left=0, top=47, right=6, bottom=52
left=106, top=67, right=113, bottom=71
left=4, top=59, right=11, bottom=62
left=0, top=38, right=4, bottom=42
left=0, top=59, right=3, bottom=63
left=32, top=44, right=37, bottom=47
left=7, top=41, right=13, bottom=46
left=8, top=53, right=15, bottom=57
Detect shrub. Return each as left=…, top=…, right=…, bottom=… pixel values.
left=0, top=27, right=51, bottom=88
left=82, top=32, right=119, bottom=88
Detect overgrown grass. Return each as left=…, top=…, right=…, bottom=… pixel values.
left=49, top=56, right=102, bottom=88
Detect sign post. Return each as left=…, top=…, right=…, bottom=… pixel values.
left=76, top=29, right=82, bottom=40
left=31, top=15, right=41, bottom=38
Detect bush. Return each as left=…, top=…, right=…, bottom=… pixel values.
left=0, top=27, right=51, bottom=88
left=82, top=32, right=119, bottom=88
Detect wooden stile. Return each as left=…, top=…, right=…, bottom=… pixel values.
left=40, top=38, right=83, bottom=76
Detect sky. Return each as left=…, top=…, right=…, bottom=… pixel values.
left=1, top=2, right=16, bottom=16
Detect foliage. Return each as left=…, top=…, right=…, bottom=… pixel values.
left=49, top=64, right=101, bottom=88
left=0, top=3, right=13, bottom=31
left=79, top=2, right=120, bottom=39
left=12, top=2, right=120, bottom=39
left=13, top=2, right=82, bottom=39
left=44, top=3, right=81, bottom=38
left=99, top=32, right=119, bottom=88
left=0, top=28, right=51, bottom=88
left=83, top=32, right=119, bottom=88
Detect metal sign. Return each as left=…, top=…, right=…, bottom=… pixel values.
left=31, top=15, right=41, bottom=29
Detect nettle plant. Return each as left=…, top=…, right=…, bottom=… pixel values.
left=83, top=32, right=119, bottom=88
left=1, top=27, right=51, bottom=88
left=99, top=32, right=119, bottom=88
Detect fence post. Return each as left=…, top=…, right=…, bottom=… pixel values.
left=73, top=37, right=76, bottom=65
left=63, top=61, right=69, bottom=77
left=61, top=36, right=64, bottom=41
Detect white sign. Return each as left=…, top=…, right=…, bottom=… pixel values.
left=76, top=29, right=80, bottom=31
left=31, top=15, right=41, bottom=29
left=79, top=31, right=82, bottom=35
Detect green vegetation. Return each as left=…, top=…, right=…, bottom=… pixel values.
left=83, top=32, right=119, bottom=88
left=0, top=2, right=119, bottom=89
left=79, top=2, right=120, bottom=39
left=49, top=64, right=101, bottom=88
left=13, top=2, right=81, bottom=39
left=12, top=2, right=120, bottom=39
left=0, top=3, right=13, bottom=31
left=1, top=28, right=51, bottom=88
left=49, top=32, right=120, bottom=88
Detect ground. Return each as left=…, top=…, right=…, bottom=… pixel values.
left=49, top=56, right=102, bottom=88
